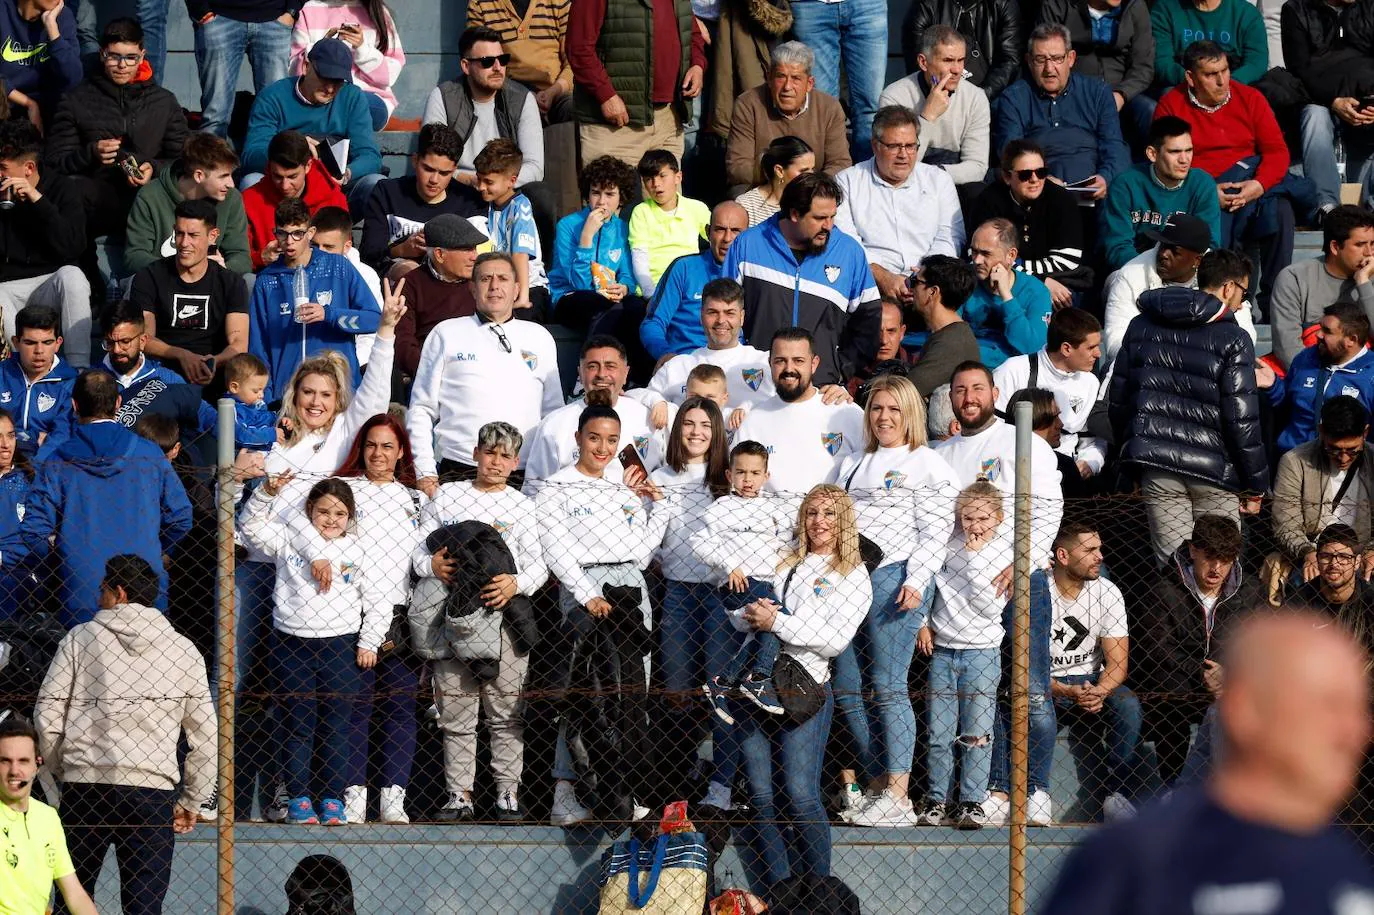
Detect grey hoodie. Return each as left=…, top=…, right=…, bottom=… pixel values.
left=35, top=602, right=215, bottom=809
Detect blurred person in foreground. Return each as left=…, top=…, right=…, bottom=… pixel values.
left=1039, top=610, right=1374, bottom=914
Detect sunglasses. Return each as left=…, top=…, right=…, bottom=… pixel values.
left=1011, top=167, right=1049, bottom=181
left=465, top=54, right=511, bottom=69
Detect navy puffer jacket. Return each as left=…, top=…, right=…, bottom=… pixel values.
left=1107, top=286, right=1268, bottom=494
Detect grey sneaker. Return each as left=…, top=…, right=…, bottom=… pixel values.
left=916, top=799, right=949, bottom=826
left=955, top=801, right=988, bottom=830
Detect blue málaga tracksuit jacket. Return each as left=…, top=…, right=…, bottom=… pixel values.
left=1270, top=345, right=1374, bottom=454
left=249, top=248, right=381, bottom=402
left=0, top=355, right=76, bottom=457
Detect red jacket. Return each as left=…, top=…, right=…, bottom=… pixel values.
left=241, top=159, right=348, bottom=268
left=1154, top=81, right=1291, bottom=191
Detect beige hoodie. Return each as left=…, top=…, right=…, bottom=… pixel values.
left=35, top=602, right=216, bottom=810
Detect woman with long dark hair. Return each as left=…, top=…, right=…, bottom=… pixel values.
left=735, top=136, right=815, bottom=226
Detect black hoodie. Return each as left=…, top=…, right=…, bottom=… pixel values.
left=0, top=170, right=85, bottom=282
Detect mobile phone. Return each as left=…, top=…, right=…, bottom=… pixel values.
left=618, top=443, right=648, bottom=478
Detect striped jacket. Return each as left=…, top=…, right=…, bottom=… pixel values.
left=466, top=0, right=572, bottom=91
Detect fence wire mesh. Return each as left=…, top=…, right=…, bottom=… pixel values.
left=0, top=429, right=1369, bottom=915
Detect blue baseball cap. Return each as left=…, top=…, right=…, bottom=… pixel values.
left=307, top=38, right=353, bottom=83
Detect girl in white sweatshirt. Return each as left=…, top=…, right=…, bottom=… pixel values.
left=919, top=481, right=1012, bottom=830
left=240, top=471, right=387, bottom=828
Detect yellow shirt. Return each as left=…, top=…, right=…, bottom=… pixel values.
left=0, top=798, right=75, bottom=915
left=628, top=195, right=712, bottom=286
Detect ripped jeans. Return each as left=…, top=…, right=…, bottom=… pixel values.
left=926, top=646, right=1000, bottom=805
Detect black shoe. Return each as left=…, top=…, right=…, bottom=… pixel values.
left=433, top=793, right=474, bottom=823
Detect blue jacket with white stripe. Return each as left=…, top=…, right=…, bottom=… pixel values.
left=723, top=215, right=882, bottom=386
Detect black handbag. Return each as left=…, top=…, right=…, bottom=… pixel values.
left=378, top=603, right=410, bottom=657
left=772, top=567, right=826, bottom=725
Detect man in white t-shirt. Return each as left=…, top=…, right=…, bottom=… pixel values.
left=994, top=307, right=1108, bottom=480
left=734, top=327, right=865, bottom=497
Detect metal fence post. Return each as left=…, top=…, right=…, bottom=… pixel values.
left=216, top=398, right=237, bottom=915
left=1009, top=401, right=1033, bottom=915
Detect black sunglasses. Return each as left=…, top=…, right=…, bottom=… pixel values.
left=465, top=54, right=511, bottom=69
left=1011, top=167, right=1049, bottom=181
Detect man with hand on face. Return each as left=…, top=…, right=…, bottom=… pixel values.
left=242, top=130, right=347, bottom=270
left=1271, top=301, right=1374, bottom=454
left=726, top=171, right=881, bottom=387
left=879, top=25, right=991, bottom=187
left=961, top=218, right=1053, bottom=369
left=1270, top=205, right=1374, bottom=370
left=408, top=252, right=561, bottom=496
left=734, top=327, right=865, bottom=497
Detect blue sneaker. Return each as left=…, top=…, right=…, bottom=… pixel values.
left=702, top=677, right=735, bottom=725
left=319, top=797, right=347, bottom=826
left=739, top=676, right=785, bottom=715
left=286, top=796, right=319, bottom=825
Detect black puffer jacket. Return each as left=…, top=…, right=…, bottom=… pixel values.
left=902, top=0, right=1024, bottom=100
left=1037, top=0, right=1155, bottom=101
left=1107, top=286, right=1267, bottom=494
left=44, top=67, right=189, bottom=181
left=1280, top=0, right=1374, bottom=104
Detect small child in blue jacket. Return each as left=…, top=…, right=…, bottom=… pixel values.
left=224, top=353, right=278, bottom=451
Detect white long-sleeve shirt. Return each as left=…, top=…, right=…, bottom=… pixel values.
left=534, top=466, right=669, bottom=605
left=410, top=481, right=548, bottom=596
left=993, top=350, right=1109, bottom=473
left=833, top=158, right=965, bottom=275
left=931, top=526, right=1014, bottom=650
left=833, top=444, right=961, bottom=592
left=771, top=553, right=873, bottom=684
left=239, top=487, right=389, bottom=650
left=645, top=343, right=775, bottom=411
left=649, top=463, right=718, bottom=583
left=521, top=395, right=660, bottom=495
left=933, top=417, right=1063, bottom=569
left=734, top=391, right=866, bottom=496
left=407, top=315, right=562, bottom=478
left=690, top=493, right=793, bottom=585
left=335, top=480, right=423, bottom=608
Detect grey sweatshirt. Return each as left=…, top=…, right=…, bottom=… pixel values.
left=1270, top=256, right=1374, bottom=369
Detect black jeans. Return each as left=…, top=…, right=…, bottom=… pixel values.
left=59, top=782, right=177, bottom=915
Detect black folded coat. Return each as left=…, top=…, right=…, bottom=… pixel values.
left=423, top=520, right=540, bottom=655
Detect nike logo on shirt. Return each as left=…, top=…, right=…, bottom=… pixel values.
left=1, top=39, right=47, bottom=64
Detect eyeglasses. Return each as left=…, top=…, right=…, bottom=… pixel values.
left=489, top=323, right=511, bottom=354
left=875, top=139, right=918, bottom=154
left=1317, top=551, right=1358, bottom=565
left=1324, top=442, right=1365, bottom=458
left=101, top=334, right=141, bottom=351
left=273, top=228, right=309, bottom=242
left=101, top=50, right=144, bottom=66
left=465, top=54, right=511, bottom=69
left=1030, top=53, right=1070, bottom=66
left=1011, top=167, right=1049, bottom=181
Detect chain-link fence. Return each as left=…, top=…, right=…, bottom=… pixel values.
left=0, top=402, right=1367, bottom=915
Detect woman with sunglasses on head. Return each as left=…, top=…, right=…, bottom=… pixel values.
left=966, top=138, right=1093, bottom=311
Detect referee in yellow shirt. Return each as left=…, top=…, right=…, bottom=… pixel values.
left=0, top=714, right=96, bottom=915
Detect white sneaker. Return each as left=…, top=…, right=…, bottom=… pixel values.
left=632, top=801, right=651, bottom=821
left=263, top=780, right=290, bottom=823
left=344, top=785, right=367, bottom=825
left=847, top=791, right=916, bottom=827
left=833, top=783, right=863, bottom=816
left=1029, top=789, right=1054, bottom=826
left=550, top=782, right=591, bottom=827
left=1103, top=792, right=1136, bottom=822
left=496, top=786, right=524, bottom=823
left=197, top=790, right=219, bottom=823
left=980, top=793, right=1010, bottom=826
left=379, top=785, right=409, bottom=824
left=698, top=781, right=732, bottom=811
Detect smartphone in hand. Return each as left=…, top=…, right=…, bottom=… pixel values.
left=618, top=443, right=648, bottom=478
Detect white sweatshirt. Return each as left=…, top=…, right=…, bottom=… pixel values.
left=407, top=315, right=563, bottom=478
left=833, top=445, right=961, bottom=592
left=930, top=526, right=1014, bottom=650
left=734, top=391, right=866, bottom=496
left=239, top=487, right=389, bottom=650
left=410, top=481, right=548, bottom=596
left=771, top=553, right=873, bottom=684
left=993, top=350, right=1109, bottom=473
left=690, top=493, right=793, bottom=585
left=295, top=479, right=425, bottom=608
left=521, top=395, right=660, bottom=496
left=933, top=417, right=1063, bottom=569
left=650, top=463, right=717, bottom=583
left=645, top=344, right=775, bottom=410
left=534, top=466, right=669, bottom=605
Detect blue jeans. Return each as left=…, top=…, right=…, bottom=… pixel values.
left=926, top=646, right=1000, bottom=804
left=717, top=578, right=784, bottom=683
left=789, top=0, right=887, bottom=160
left=364, top=91, right=389, bottom=131
left=233, top=559, right=276, bottom=819
left=1055, top=675, right=1144, bottom=811
left=62, top=782, right=176, bottom=915
left=193, top=15, right=293, bottom=137
left=736, top=682, right=834, bottom=885
left=139, top=0, right=171, bottom=86
left=274, top=631, right=363, bottom=801
left=347, top=172, right=386, bottom=219
left=1302, top=104, right=1374, bottom=209
left=989, top=682, right=1056, bottom=796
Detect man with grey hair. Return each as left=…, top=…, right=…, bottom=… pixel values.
left=724, top=41, right=853, bottom=191
left=879, top=25, right=991, bottom=187
left=834, top=105, right=964, bottom=307
left=962, top=218, right=1053, bottom=368
left=408, top=252, right=564, bottom=494
left=993, top=23, right=1129, bottom=200
left=927, top=383, right=959, bottom=440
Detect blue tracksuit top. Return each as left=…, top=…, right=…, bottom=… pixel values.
left=640, top=250, right=723, bottom=359
left=962, top=270, right=1054, bottom=368
left=548, top=207, right=637, bottom=302
left=1271, top=345, right=1374, bottom=454
left=0, top=355, right=77, bottom=456
left=249, top=248, right=382, bottom=402
left=241, top=77, right=381, bottom=178
left=7, top=421, right=193, bottom=627
left=0, top=467, right=33, bottom=621
left=235, top=400, right=278, bottom=451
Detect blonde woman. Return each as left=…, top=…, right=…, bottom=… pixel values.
left=832, top=374, right=962, bottom=828
left=736, top=485, right=872, bottom=885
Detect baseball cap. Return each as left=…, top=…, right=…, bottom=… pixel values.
left=1141, top=212, right=1212, bottom=254
left=307, top=38, right=353, bottom=83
